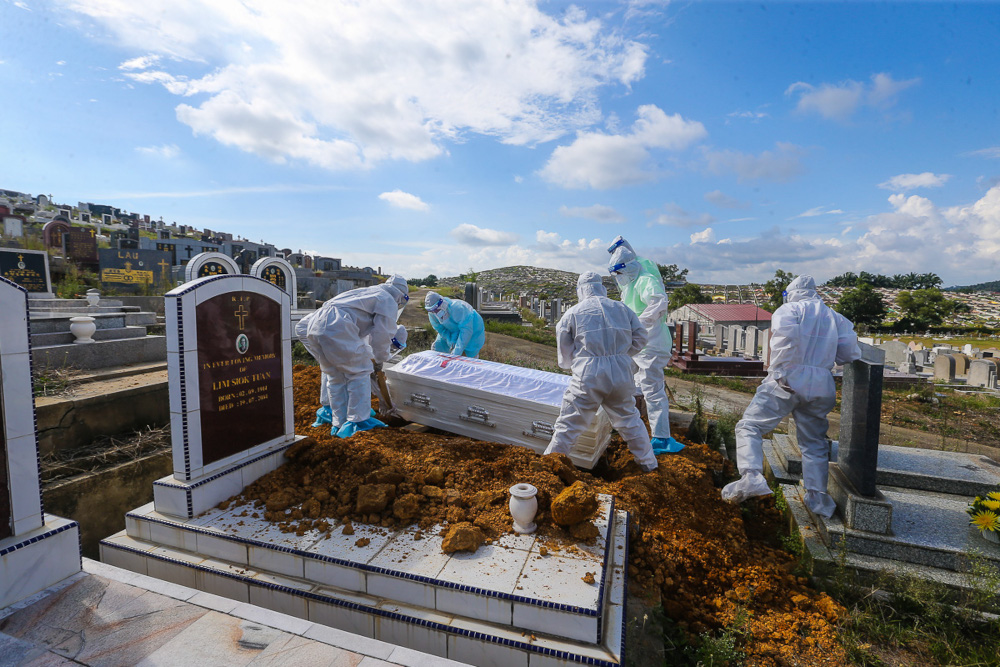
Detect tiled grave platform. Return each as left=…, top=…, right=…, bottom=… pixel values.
left=1, top=558, right=462, bottom=666
left=101, top=494, right=628, bottom=666
left=764, top=433, right=1000, bottom=496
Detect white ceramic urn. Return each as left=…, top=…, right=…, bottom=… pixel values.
left=509, top=483, right=538, bottom=535
left=69, top=316, right=97, bottom=344
left=85, top=289, right=100, bottom=307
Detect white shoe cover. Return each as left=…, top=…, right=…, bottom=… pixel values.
left=804, top=490, right=837, bottom=518
left=721, top=470, right=772, bottom=503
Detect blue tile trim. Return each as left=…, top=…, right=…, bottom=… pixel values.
left=0, top=520, right=78, bottom=557
left=128, top=495, right=614, bottom=617
left=100, top=539, right=622, bottom=667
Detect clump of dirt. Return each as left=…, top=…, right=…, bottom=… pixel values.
left=225, top=365, right=846, bottom=665
left=441, top=522, right=485, bottom=553
left=550, top=480, right=598, bottom=526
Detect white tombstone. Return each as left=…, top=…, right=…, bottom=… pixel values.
left=153, top=275, right=304, bottom=518
left=3, top=217, right=23, bottom=238
left=250, top=256, right=297, bottom=304
left=0, top=277, right=81, bottom=608
left=183, top=251, right=241, bottom=282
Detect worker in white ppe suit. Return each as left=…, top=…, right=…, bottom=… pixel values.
left=544, top=273, right=658, bottom=471
left=721, top=275, right=861, bottom=518
left=301, top=274, right=409, bottom=438
left=608, top=241, right=684, bottom=454
left=424, top=291, right=486, bottom=357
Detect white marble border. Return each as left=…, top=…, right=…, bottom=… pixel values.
left=183, top=252, right=240, bottom=283
left=250, top=256, right=297, bottom=305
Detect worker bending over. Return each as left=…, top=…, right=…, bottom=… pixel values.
left=608, top=237, right=684, bottom=454
left=721, top=275, right=861, bottom=518
left=424, top=291, right=486, bottom=358
left=544, top=272, right=658, bottom=472
left=299, top=274, right=409, bottom=438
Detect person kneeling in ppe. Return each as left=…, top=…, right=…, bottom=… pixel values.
left=424, top=291, right=486, bottom=358
left=608, top=243, right=684, bottom=454
left=303, top=274, right=410, bottom=439
left=721, top=275, right=861, bottom=518
left=544, top=272, right=658, bottom=472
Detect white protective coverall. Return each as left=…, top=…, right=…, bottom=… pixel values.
left=608, top=244, right=682, bottom=453
left=721, top=275, right=862, bottom=518
left=424, top=291, right=486, bottom=357
left=301, top=275, right=409, bottom=436
left=543, top=272, right=658, bottom=471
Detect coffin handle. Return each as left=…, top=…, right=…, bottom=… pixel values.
left=522, top=420, right=555, bottom=440
left=404, top=392, right=437, bottom=412
left=459, top=405, right=495, bottom=428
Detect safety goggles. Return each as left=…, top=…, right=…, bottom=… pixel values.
left=428, top=298, right=444, bottom=313
left=607, top=237, right=626, bottom=253
left=609, top=262, right=627, bottom=274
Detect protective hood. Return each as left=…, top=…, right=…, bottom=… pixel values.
left=381, top=274, right=409, bottom=307
left=609, top=246, right=640, bottom=288
left=786, top=274, right=817, bottom=302
left=424, top=291, right=445, bottom=312
left=576, top=271, right=608, bottom=300
left=607, top=235, right=635, bottom=255
left=391, top=324, right=408, bottom=350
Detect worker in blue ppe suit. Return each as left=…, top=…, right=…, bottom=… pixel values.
left=424, top=291, right=486, bottom=357
left=721, top=275, right=861, bottom=518
left=608, top=240, right=684, bottom=454
left=544, top=273, right=658, bottom=472
left=301, top=274, right=409, bottom=438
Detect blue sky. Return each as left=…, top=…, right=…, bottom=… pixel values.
left=1, top=0, right=998, bottom=285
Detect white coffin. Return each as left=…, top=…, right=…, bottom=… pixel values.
left=385, top=351, right=612, bottom=468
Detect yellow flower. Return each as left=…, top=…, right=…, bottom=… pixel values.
left=971, top=511, right=999, bottom=532
left=985, top=499, right=1000, bottom=512
left=989, top=491, right=1000, bottom=501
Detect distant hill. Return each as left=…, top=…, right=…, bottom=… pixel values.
left=440, top=265, right=619, bottom=303
left=945, top=280, right=1000, bottom=293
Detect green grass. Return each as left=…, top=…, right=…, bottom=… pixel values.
left=484, top=319, right=557, bottom=347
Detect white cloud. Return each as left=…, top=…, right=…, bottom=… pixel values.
left=378, top=190, right=429, bottom=211
left=450, top=223, right=519, bottom=246
left=786, top=73, right=919, bottom=122
left=119, top=54, right=161, bottom=71
left=559, top=204, right=625, bottom=223
left=726, top=110, right=768, bottom=122
left=56, top=60, right=66, bottom=66
left=539, top=105, right=706, bottom=189
left=513, top=175, right=524, bottom=184
left=651, top=203, right=714, bottom=228
left=792, top=205, right=844, bottom=219
left=703, top=189, right=750, bottom=210
left=61, top=0, right=648, bottom=170
left=965, top=146, right=1000, bottom=159
left=689, top=227, right=715, bottom=244
left=878, top=172, right=951, bottom=191
left=703, top=142, right=806, bottom=183
left=135, top=143, right=180, bottom=159
left=13, top=1, right=29, bottom=10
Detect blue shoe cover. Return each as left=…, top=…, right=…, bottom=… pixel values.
left=651, top=437, right=685, bottom=454
left=370, top=408, right=377, bottom=418
left=312, top=406, right=332, bottom=427
left=335, top=417, right=387, bottom=439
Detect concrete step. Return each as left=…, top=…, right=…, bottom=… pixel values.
left=31, top=325, right=149, bottom=347
left=29, top=312, right=127, bottom=333
left=29, top=297, right=125, bottom=309
left=126, top=312, right=158, bottom=327
left=101, top=505, right=629, bottom=667
left=32, top=335, right=166, bottom=371
left=71, top=361, right=168, bottom=384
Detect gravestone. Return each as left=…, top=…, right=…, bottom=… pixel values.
left=237, top=249, right=258, bottom=273
left=80, top=212, right=90, bottom=223
left=981, top=348, right=999, bottom=359
left=728, top=325, right=740, bottom=355
left=829, top=342, right=892, bottom=533
left=967, top=359, right=1000, bottom=388
left=898, top=349, right=917, bottom=374
left=98, top=248, right=172, bottom=292
left=250, top=256, right=297, bottom=302
left=64, top=226, right=99, bottom=267
left=464, top=282, right=479, bottom=310
left=933, top=354, right=956, bottom=382
left=152, top=274, right=301, bottom=518
left=155, top=241, right=178, bottom=264
left=42, top=219, right=71, bottom=249
left=877, top=340, right=909, bottom=368
left=746, top=326, right=762, bottom=358
left=952, top=353, right=971, bottom=376
left=0, top=277, right=81, bottom=608
left=3, top=216, right=23, bottom=237
left=0, top=249, right=53, bottom=297
left=183, top=251, right=240, bottom=283
left=303, top=255, right=313, bottom=270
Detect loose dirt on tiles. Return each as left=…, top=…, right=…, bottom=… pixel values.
left=217, top=365, right=845, bottom=665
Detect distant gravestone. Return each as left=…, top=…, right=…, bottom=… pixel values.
left=42, top=219, right=71, bottom=249
left=952, top=353, right=971, bottom=376
left=0, top=248, right=53, bottom=297
left=184, top=252, right=241, bottom=283
left=464, top=282, right=479, bottom=310
left=155, top=241, right=178, bottom=265
left=877, top=340, right=910, bottom=367
left=64, top=226, right=99, bottom=266
left=728, top=325, right=740, bottom=355
left=250, top=256, right=297, bottom=302
left=0, top=276, right=81, bottom=607
left=303, top=255, right=313, bottom=270
left=151, top=274, right=300, bottom=518
left=981, top=348, right=999, bottom=359
left=968, top=359, right=1000, bottom=388
left=933, top=354, right=956, bottom=382
left=99, top=249, right=172, bottom=292
left=3, top=216, right=23, bottom=238
left=237, top=249, right=258, bottom=273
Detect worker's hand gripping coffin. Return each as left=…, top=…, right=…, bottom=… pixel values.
left=385, top=351, right=612, bottom=468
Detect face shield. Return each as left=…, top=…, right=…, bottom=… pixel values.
left=607, top=235, right=627, bottom=254
left=610, top=260, right=639, bottom=289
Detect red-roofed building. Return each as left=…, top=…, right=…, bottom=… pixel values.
left=670, top=303, right=772, bottom=329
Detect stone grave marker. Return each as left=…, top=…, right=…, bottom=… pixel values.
left=98, top=248, right=172, bottom=292
left=64, top=226, right=99, bottom=267
left=877, top=340, right=909, bottom=367
left=933, top=354, right=956, bottom=381
left=237, top=249, right=258, bottom=273
left=967, top=359, right=1000, bottom=388
left=3, top=216, right=23, bottom=238
left=183, top=251, right=240, bottom=283
left=250, top=256, right=297, bottom=302
left=42, top=219, right=71, bottom=249
left=728, top=325, right=740, bottom=355
left=0, top=248, right=53, bottom=297
left=0, top=276, right=81, bottom=607
left=952, top=353, right=971, bottom=376
left=153, top=274, right=300, bottom=518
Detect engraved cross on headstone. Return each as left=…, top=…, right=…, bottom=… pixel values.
left=234, top=304, right=249, bottom=329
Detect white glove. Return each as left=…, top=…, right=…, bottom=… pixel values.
left=721, top=470, right=772, bottom=503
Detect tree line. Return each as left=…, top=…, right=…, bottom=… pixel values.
left=825, top=271, right=942, bottom=290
